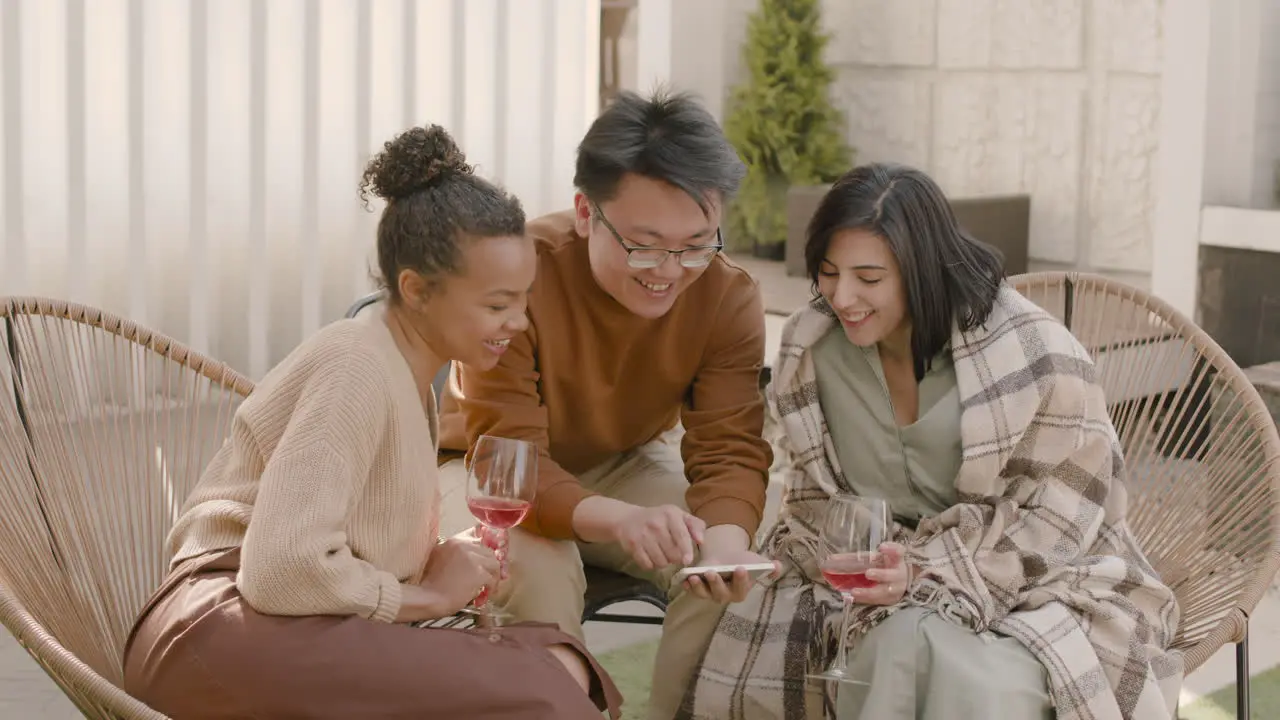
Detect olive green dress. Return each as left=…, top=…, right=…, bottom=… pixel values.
left=811, top=328, right=1054, bottom=719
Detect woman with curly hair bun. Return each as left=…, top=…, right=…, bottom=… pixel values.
left=121, top=124, right=622, bottom=720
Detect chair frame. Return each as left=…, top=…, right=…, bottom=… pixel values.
left=2, top=296, right=254, bottom=719
left=1008, top=272, right=1280, bottom=720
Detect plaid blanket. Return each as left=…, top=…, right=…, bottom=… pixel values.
left=677, top=287, right=1184, bottom=720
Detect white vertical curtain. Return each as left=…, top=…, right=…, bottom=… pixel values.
left=1, top=0, right=600, bottom=380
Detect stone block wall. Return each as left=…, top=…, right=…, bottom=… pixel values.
left=1247, top=3, right=1280, bottom=208
left=825, top=0, right=1164, bottom=281
left=1201, top=0, right=1280, bottom=211
left=671, top=0, right=1164, bottom=285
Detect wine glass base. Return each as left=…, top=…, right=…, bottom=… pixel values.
left=805, top=671, right=869, bottom=686
left=457, top=607, right=515, bottom=627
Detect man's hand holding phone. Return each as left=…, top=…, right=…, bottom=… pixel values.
left=676, top=524, right=779, bottom=604
left=673, top=556, right=777, bottom=601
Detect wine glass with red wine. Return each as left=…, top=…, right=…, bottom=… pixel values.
left=464, top=434, right=537, bottom=625
left=807, top=494, right=892, bottom=684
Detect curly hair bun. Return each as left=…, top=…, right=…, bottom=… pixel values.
left=362, top=125, right=473, bottom=202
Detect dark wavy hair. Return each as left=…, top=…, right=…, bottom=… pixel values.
left=360, top=124, right=525, bottom=302
left=805, top=163, right=1005, bottom=380
left=573, top=88, right=745, bottom=211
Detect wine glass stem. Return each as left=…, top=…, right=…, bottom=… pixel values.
left=473, top=524, right=507, bottom=610
left=496, top=528, right=509, bottom=580
left=832, top=594, right=854, bottom=674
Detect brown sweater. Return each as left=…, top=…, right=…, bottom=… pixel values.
left=439, top=210, right=772, bottom=540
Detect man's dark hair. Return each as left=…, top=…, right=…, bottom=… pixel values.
left=574, top=88, right=746, bottom=212
left=805, top=162, right=1005, bottom=380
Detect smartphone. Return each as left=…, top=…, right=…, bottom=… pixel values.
left=672, top=562, right=777, bottom=586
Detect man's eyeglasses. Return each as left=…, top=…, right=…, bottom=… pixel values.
left=592, top=203, right=723, bottom=269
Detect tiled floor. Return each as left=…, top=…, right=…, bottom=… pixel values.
left=0, top=632, right=79, bottom=719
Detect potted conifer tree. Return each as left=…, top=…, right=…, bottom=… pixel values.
left=724, top=0, right=852, bottom=260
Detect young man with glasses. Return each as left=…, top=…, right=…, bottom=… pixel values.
left=437, top=88, right=773, bottom=719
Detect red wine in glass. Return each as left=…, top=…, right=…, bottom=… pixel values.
left=807, top=495, right=891, bottom=685
left=465, top=435, right=537, bottom=623
left=820, top=552, right=878, bottom=593
left=465, top=497, right=531, bottom=530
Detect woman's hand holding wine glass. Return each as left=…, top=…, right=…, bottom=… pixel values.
left=418, top=535, right=502, bottom=616
left=464, top=434, right=537, bottom=624
left=808, top=494, right=893, bottom=684
left=844, top=541, right=910, bottom=606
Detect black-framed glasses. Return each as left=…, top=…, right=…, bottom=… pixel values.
left=592, top=203, right=723, bottom=269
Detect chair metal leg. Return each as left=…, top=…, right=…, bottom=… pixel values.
left=582, top=594, right=668, bottom=626
left=584, top=609, right=667, bottom=625
left=1237, top=622, right=1250, bottom=720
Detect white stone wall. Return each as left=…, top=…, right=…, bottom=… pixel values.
left=1201, top=0, right=1280, bottom=212
left=1250, top=3, right=1280, bottom=208
left=671, top=0, right=1164, bottom=283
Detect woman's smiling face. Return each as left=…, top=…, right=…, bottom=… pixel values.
left=816, top=228, right=910, bottom=349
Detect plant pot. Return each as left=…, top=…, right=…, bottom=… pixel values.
left=752, top=241, right=787, bottom=261
left=784, top=185, right=833, bottom=276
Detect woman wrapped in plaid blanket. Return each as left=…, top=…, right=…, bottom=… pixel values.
left=674, top=164, right=1183, bottom=720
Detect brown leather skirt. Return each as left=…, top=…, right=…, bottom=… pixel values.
left=122, top=548, right=622, bottom=719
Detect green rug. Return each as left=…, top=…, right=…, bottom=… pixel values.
left=596, top=639, right=1280, bottom=720
left=1179, top=665, right=1280, bottom=719
left=597, top=639, right=660, bottom=719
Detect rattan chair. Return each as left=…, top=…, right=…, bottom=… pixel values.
left=1009, top=272, right=1280, bottom=719
left=0, top=297, right=253, bottom=718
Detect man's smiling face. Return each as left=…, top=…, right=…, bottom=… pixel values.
left=574, top=174, right=723, bottom=320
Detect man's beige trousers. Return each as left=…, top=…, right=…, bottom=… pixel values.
left=439, top=429, right=727, bottom=720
